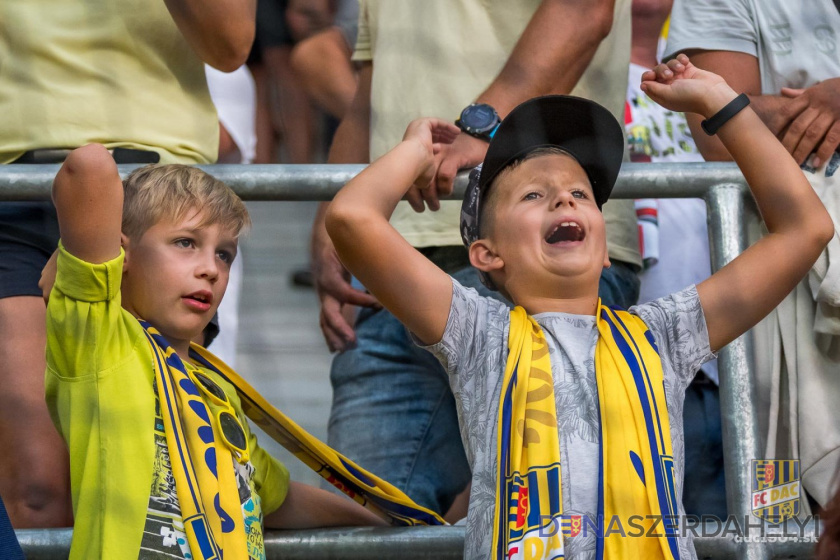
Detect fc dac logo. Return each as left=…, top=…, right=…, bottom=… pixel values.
left=751, top=460, right=800, bottom=522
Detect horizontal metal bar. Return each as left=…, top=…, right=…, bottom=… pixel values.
left=0, top=162, right=746, bottom=201
left=16, top=523, right=818, bottom=559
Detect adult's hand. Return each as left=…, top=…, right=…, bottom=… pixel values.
left=312, top=227, right=379, bottom=352
left=779, top=78, right=840, bottom=166
left=404, top=133, right=487, bottom=213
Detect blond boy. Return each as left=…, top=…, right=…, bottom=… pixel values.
left=326, top=55, right=834, bottom=559
left=46, top=145, right=382, bottom=560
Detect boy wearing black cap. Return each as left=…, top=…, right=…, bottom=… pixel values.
left=326, top=55, right=834, bottom=560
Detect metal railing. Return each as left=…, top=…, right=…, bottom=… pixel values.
left=2, top=162, right=816, bottom=559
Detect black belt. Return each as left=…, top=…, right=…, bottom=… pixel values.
left=13, top=147, right=161, bottom=164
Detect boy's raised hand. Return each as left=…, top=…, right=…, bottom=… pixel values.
left=401, top=118, right=460, bottom=212
left=641, top=54, right=736, bottom=118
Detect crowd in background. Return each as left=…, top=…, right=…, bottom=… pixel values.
left=1, top=0, right=839, bottom=558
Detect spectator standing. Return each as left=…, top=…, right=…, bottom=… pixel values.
left=626, top=0, right=725, bottom=518
left=290, top=0, right=359, bottom=122
left=664, top=0, right=840, bottom=512
left=0, top=0, right=255, bottom=528
left=311, top=0, right=641, bottom=518
left=248, top=0, right=330, bottom=163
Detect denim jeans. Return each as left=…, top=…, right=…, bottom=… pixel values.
left=327, top=258, right=640, bottom=514
left=682, top=374, right=728, bottom=518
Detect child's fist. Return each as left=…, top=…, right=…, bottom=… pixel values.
left=641, top=53, right=737, bottom=118
left=402, top=118, right=460, bottom=157
left=402, top=118, right=460, bottom=212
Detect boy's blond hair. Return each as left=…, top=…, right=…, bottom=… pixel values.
left=122, top=165, right=250, bottom=240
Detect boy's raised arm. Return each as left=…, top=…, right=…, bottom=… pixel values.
left=642, top=55, right=835, bottom=352
left=325, top=119, right=460, bottom=346
left=52, top=144, right=124, bottom=264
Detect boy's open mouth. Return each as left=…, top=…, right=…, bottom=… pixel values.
left=545, top=221, right=585, bottom=244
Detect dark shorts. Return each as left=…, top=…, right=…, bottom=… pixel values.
left=0, top=202, right=59, bottom=298
left=0, top=148, right=159, bottom=300
left=249, top=0, right=293, bottom=64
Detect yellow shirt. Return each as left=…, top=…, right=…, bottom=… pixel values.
left=45, top=243, right=288, bottom=560
left=353, top=0, right=641, bottom=267
left=0, top=0, right=218, bottom=164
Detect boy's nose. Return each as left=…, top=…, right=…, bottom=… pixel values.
left=196, top=251, right=220, bottom=281
left=553, top=190, right=577, bottom=208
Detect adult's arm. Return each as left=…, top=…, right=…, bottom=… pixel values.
left=164, top=0, right=256, bottom=72
left=432, top=0, right=618, bottom=200
left=310, top=63, right=378, bottom=351
left=682, top=50, right=838, bottom=165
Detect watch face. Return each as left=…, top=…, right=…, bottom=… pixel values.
left=463, top=104, right=498, bottom=131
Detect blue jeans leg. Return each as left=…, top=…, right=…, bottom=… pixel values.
left=598, top=260, right=641, bottom=309
left=327, top=266, right=507, bottom=514
left=682, top=375, right=728, bottom=518
left=327, top=305, right=470, bottom=514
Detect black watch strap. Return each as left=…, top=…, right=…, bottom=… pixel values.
left=701, top=93, right=750, bottom=136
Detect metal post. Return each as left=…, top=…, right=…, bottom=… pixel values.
left=706, top=184, right=769, bottom=560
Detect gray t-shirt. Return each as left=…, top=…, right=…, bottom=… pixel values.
left=424, top=280, right=715, bottom=560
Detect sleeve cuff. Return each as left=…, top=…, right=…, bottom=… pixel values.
left=54, top=241, right=124, bottom=303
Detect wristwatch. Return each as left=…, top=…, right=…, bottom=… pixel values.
left=456, top=103, right=501, bottom=141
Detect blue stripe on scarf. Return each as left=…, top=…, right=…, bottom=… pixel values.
left=497, top=358, right=519, bottom=559
left=600, top=311, right=680, bottom=559
left=610, top=311, right=667, bottom=451
left=596, top=411, right=605, bottom=560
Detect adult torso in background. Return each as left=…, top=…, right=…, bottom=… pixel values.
left=353, top=0, right=640, bottom=270
left=667, top=0, right=840, bottom=94
left=0, top=0, right=219, bottom=164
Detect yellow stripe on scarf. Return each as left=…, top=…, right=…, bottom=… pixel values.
left=145, top=326, right=249, bottom=560
left=492, top=303, right=679, bottom=560
left=492, top=308, right=564, bottom=560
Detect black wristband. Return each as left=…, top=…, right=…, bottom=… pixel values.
left=701, top=93, right=750, bottom=136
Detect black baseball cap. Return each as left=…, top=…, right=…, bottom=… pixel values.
left=459, top=95, right=624, bottom=290
left=461, top=95, right=624, bottom=249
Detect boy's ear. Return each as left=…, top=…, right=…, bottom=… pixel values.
left=469, top=240, right=504, bottom=275
left=121, top=233, right=130, bottom=272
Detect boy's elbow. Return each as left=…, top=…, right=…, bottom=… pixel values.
left=324, top=201, right=355, bottom=242
left=63, top=144, right=113, bottom=176
left=816, top=211, right=836, bottom=249
left=55, top=144, right=115, bottom=194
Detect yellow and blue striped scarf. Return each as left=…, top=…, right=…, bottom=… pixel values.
left=143, top=323, right=445, bottom=560
left=144, top=323, right=248, bottom=560
left=492, top=303, right=679, bottom=560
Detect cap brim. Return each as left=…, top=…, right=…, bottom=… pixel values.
left=478, top=95, right=624, bottom=208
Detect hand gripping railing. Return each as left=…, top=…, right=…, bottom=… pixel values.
left=3, top=162, right=818, bottom=559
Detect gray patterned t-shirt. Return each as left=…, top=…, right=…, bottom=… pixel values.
left=424, top=280, right=715, bottom=560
